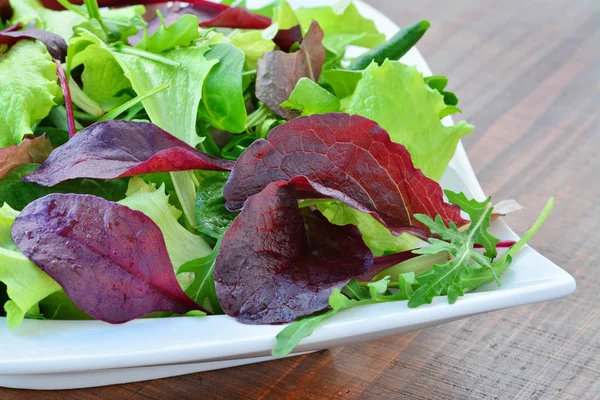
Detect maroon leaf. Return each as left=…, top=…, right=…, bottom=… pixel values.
left=0, top=29, right=67, bottom=61
left=24, top=120, right=233, bottom=187
left=224, top=113, right=467, bottom=238
left=11, top=194, right=205, bottom=323
left=0, top=135, right=53, bottom=179
left=215, top=181, right=373, bottom=324
left=199, top=7, right=271, bottom=30
left=53, top=59, right=76, bottom=138
left=256, top=21, right=326, bottom=119
left=273, top=25, right=303, bottom=53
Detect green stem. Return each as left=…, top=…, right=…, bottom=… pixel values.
left=113, top=45, right=181, bottom=67
left=99, top=83, right=169, bottom=122
left=55, top=0, right=87, bottom=17
left=245, top=104, right=271, bottom=131
left=73, top=110, right=99, bottom=122
left=68, top=78, right=105, bottom=118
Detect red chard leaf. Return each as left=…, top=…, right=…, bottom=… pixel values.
left=199, top=7, right=272, bottom=30
left=215, top=182, right=373, bottom=324
left=0, top=135, right=53, bottom=179
left=0, top=29, right=68, bottom=61
left=273, top=25, right=303, bottom=52
left=24, top=120, right=233, bottom=187
left=256, top=21, right=326, bottom=119
left=11, top=194, right=205, bottom=323
left=224, top=113, right=467, bottom=238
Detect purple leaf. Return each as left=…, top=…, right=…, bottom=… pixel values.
left=224, top=113, right=467, bottom=238
left=215, top=181, right=373, bottom=324
left=0, top=29, right=67, bottom=61
left=273, top=25, right=303, bottom=52
left=256, top=21, right=326, bottom=119
left=11, top=194, right=205, bottom=323
left=24, top=120, right=233, bottom=187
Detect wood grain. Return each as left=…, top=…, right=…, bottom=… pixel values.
left=2, top=0, right=599, bottom=398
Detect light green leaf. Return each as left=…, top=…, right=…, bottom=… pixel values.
left=136, top=14, right=201, bottom=54
left=118, top=178, right=212, bottom=274
left=315, top=201, right=421, bottom=256
left=0, top=41, right=59, bottom=147
left=229, top=30, right=275, bottom=69
left=294, top=2, right=385, bottom=52
left=345, top=60, right=474, bottom=180
left=0, top=204, right=61, bottom=328
left=321, top=69, right=362, bottom=99
left=69, top=34, right=133, bottom=112
left=198, top=43, right=247, bottom=133
left=281, top=78, right=340, bottom=116
left=9, top=0, right=144, bottom=41
left=112, top=44, right=218, bottom=147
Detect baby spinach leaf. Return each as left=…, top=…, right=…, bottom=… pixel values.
left=194, top=172, right=238, bottom=240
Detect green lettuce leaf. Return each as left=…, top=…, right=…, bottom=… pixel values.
left=294, top=1, right=385, bottom=53
left=281, top=77, right=340, bottom=116
left=198, top=43, right=247, bottom=133
left=136, top=14, right=201, bottom=54
left=321, top=69, right=362, bottom=99
left=68, top=34, right=133, bottom=112
left=0, top=203, right=61, bottom=328
left=195, top=172, right=238, bottom=240
left=118, top=178, right=212, bottom=274
left=229, top=30, right=275, bottom=69
left=9, top=0, right=144, bottom=41
left=345, top=60, right=474, bottom=180
left=0, top=41, right=59, bottom=147
left=315, top=201, right=421, bottom=256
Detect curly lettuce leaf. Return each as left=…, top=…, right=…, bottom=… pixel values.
left=0, top=40, right=59, bottom=147
left=345, top=60, right=474, bottom=181
left=0, top=203, right=60, bottom=328
left=315, top=201, right=421, bottom=257
left=294, top=0, right=385, bottom=54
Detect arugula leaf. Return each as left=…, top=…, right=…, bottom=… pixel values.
left=178, top=239, right=223, bottom=314
left=408, top=191, right=499, bottom=307
left=198, top=43, right=247, bottom=133
left=136, top=14, right=201, bottom=54
left=194, top=172, right=238, bottom=240
left=0, top=40, right=59, bottom=147
left=346, top=60, right=474, bottom=181
left=0, top=203, right=61, bottom=328
left=281, top=77, right=340, bottom=116
left=273, top=275, right=412, bottom=358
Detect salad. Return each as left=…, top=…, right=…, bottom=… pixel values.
left=0, top=0, right=553, bottom=358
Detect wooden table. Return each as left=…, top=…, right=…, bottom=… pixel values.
left=4, top=0, right=599, bottom=398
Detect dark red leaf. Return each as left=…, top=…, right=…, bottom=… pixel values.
left=40, top=0, right=270, bottom=29
left=224, top=113, right=467, bottom=239
left=11, top=194, right=205, bottom=323
left=0, top=135, right=53, bottom=179
left=24, top=120, right=233, bottom=187
left=256, top=21, right=326, bottom=119
left=0, top=29, right=67, bottom=61
left=273, top=25, right=303, bottom=53
left=199, top=7, right=271, bottom=29
left=215, top=181, right=373, bottom=324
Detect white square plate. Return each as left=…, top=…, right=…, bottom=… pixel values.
left=0, top=0, right=575, bottom=390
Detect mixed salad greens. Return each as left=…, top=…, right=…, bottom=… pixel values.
left=0, top=0, right=553, bottom=357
